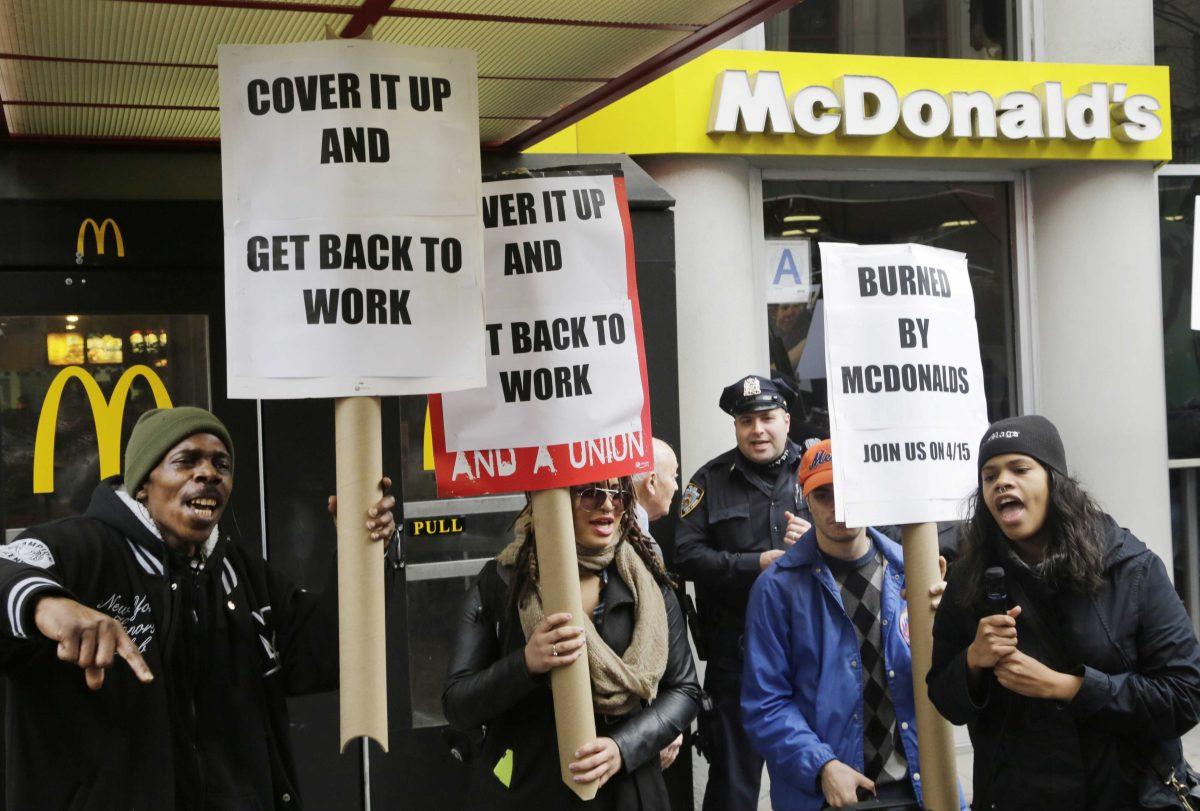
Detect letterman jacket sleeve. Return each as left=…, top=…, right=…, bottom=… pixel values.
left=264, top=558, right=340, bottom=696
left=0, top=533, right=73, bottom=663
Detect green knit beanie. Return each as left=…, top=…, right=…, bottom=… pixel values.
left=123, top=407, right=234, bottom=494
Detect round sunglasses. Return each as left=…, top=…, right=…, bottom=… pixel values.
left=573, top=485, right=632, bottom=512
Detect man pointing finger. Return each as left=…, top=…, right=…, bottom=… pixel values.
left=0, top=406, right=395, bottom=810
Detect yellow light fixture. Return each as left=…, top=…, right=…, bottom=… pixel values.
left=65, top=315, right=79, bottom=323
left=938, top=219, right=978, bottom=228
left=783, top=214, right=822, bottom=223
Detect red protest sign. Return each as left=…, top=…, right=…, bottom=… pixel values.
left=428, top=169, right=652, bottom=496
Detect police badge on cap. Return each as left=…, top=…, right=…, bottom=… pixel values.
left=719, top=375, right=794, bottom=416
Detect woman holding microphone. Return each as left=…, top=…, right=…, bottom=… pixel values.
left=443, top=478, right=701, bottom=810
left=929, top=415, right=1200, bottom=810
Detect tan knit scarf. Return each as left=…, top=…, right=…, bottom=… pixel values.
left=497, top=516, right=669, bottom=715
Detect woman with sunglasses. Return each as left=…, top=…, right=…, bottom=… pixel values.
left=443, top=477, right=702, bottom=810
left=928, top=415, right=1200, bottom=810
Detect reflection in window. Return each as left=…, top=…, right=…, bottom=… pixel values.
left=1169, top=468, right=1198, bottom=616
left=409, top=576, right=479, bottom=727
left=1154, top=1, right=1200, bottom=164
left=762, top=180, right=1016, bottom=443
left=765, top=0, right=1014, bottom=60
left=0, top=314, right=209, bottom=532
left=1160, top=178, right=1200, bottom=458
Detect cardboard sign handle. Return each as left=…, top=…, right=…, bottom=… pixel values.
left=531, top=488, right=599, bottom=801
left=335, top=396, right=388, bottom=752
left=901, top=522, right=958, bottom=809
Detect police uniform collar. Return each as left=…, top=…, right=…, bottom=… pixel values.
left=732, top=440, right=801, bottom=476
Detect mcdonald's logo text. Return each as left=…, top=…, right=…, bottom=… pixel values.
left=32, top=365, right=173, bottom=494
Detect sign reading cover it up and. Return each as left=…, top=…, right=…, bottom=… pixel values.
left=219, top=40, right=484, bottom=398
left=821, top=243, right=988, bottom=526
left=428, top=169, right=652, bottom=496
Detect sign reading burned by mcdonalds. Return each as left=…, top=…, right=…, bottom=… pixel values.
left=821, top=243, right=988, bottom=526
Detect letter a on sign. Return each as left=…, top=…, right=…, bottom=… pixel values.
left=774, top=250, right=802, bottom=285
left=766, top=239, right=811, bottom=303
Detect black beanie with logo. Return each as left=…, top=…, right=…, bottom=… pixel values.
left=977, top=414, right=1067, bottom=477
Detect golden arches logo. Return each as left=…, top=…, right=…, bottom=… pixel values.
left=76, top=218, right=124, bottom=260
left=32, top=365, right=173, bottom=494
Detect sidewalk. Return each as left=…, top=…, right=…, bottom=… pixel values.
left=693, top=724, right=1200, bottom=809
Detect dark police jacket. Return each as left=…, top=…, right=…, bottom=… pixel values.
left=443, top=559, right=701, bottom=811
left=928, top=518, right=1200, bottom=810
left=0, top=479, right=337, bottom=811
left=674, top=441, right=803, bottom=674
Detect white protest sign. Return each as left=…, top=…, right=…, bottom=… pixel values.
left=766, top=239, right=811, bottom=303
left=219, top=39, right=484, bottom=398
left=821, top=243, right=988, bottom=526
left=1191, top=196, right=1200, bottom=331
left=437, top=172, right=647, bottom=453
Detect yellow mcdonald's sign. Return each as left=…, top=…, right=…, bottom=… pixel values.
left=76, top=217, right=125, bottom=260
left=32, top=365, right=173, bottom=494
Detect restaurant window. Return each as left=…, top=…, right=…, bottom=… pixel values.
left=0, top=313, right=210, bottom=535
left=1161, top=178, right=1199, bottom=460
left=1155, top=0, right=1200, bottom=164
left=764, top=0, right=1016, bottom=60
left=761, top=179, right=1017, bottom=441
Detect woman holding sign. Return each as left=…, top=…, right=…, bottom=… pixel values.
left=443, top=478, right=701, bottom=809
left=928, top=415, right=1200, bottom=810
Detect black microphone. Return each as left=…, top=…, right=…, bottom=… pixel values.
left=984, top=566, right=1008, bottom=616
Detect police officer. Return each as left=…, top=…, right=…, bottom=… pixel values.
left=676, top=375, right=811, bottom=810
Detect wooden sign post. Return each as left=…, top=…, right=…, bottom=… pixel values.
left=218, top=36, right=485, bottom=754
left=820, top=241, right=991, bottom=810
left=430, top=168, right=653, bottom=797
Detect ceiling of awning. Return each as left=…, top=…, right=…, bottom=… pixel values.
left=0, top=0, right=796, bottom=150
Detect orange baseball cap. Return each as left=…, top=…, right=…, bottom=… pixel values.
left=798, top=439, right=834, bottom=497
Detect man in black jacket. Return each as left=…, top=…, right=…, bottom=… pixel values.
left=0, top=406, right=395, bottom=810
left=674, top=375, right=810, bottom=811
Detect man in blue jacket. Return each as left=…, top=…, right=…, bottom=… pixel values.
left=741, top=439, right=960, bottom=810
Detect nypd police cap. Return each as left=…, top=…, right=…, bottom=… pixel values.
left=719, top=375, right=794, bottom=416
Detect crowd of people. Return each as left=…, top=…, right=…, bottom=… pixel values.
left=444, top=375, right=1200, bottom=811
left=3, top=381, right=1200, bottom=810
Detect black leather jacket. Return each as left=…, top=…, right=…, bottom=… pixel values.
left=443, top=558, right=701, bottom=810
left=929, top=518, right=1200, bottom=810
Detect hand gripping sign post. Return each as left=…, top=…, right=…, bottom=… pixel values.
left=431, top=167, right=652, bottom=799
left=821, top=242, right=988, bottom=810
left=219, top=39, right=485, bottom=752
